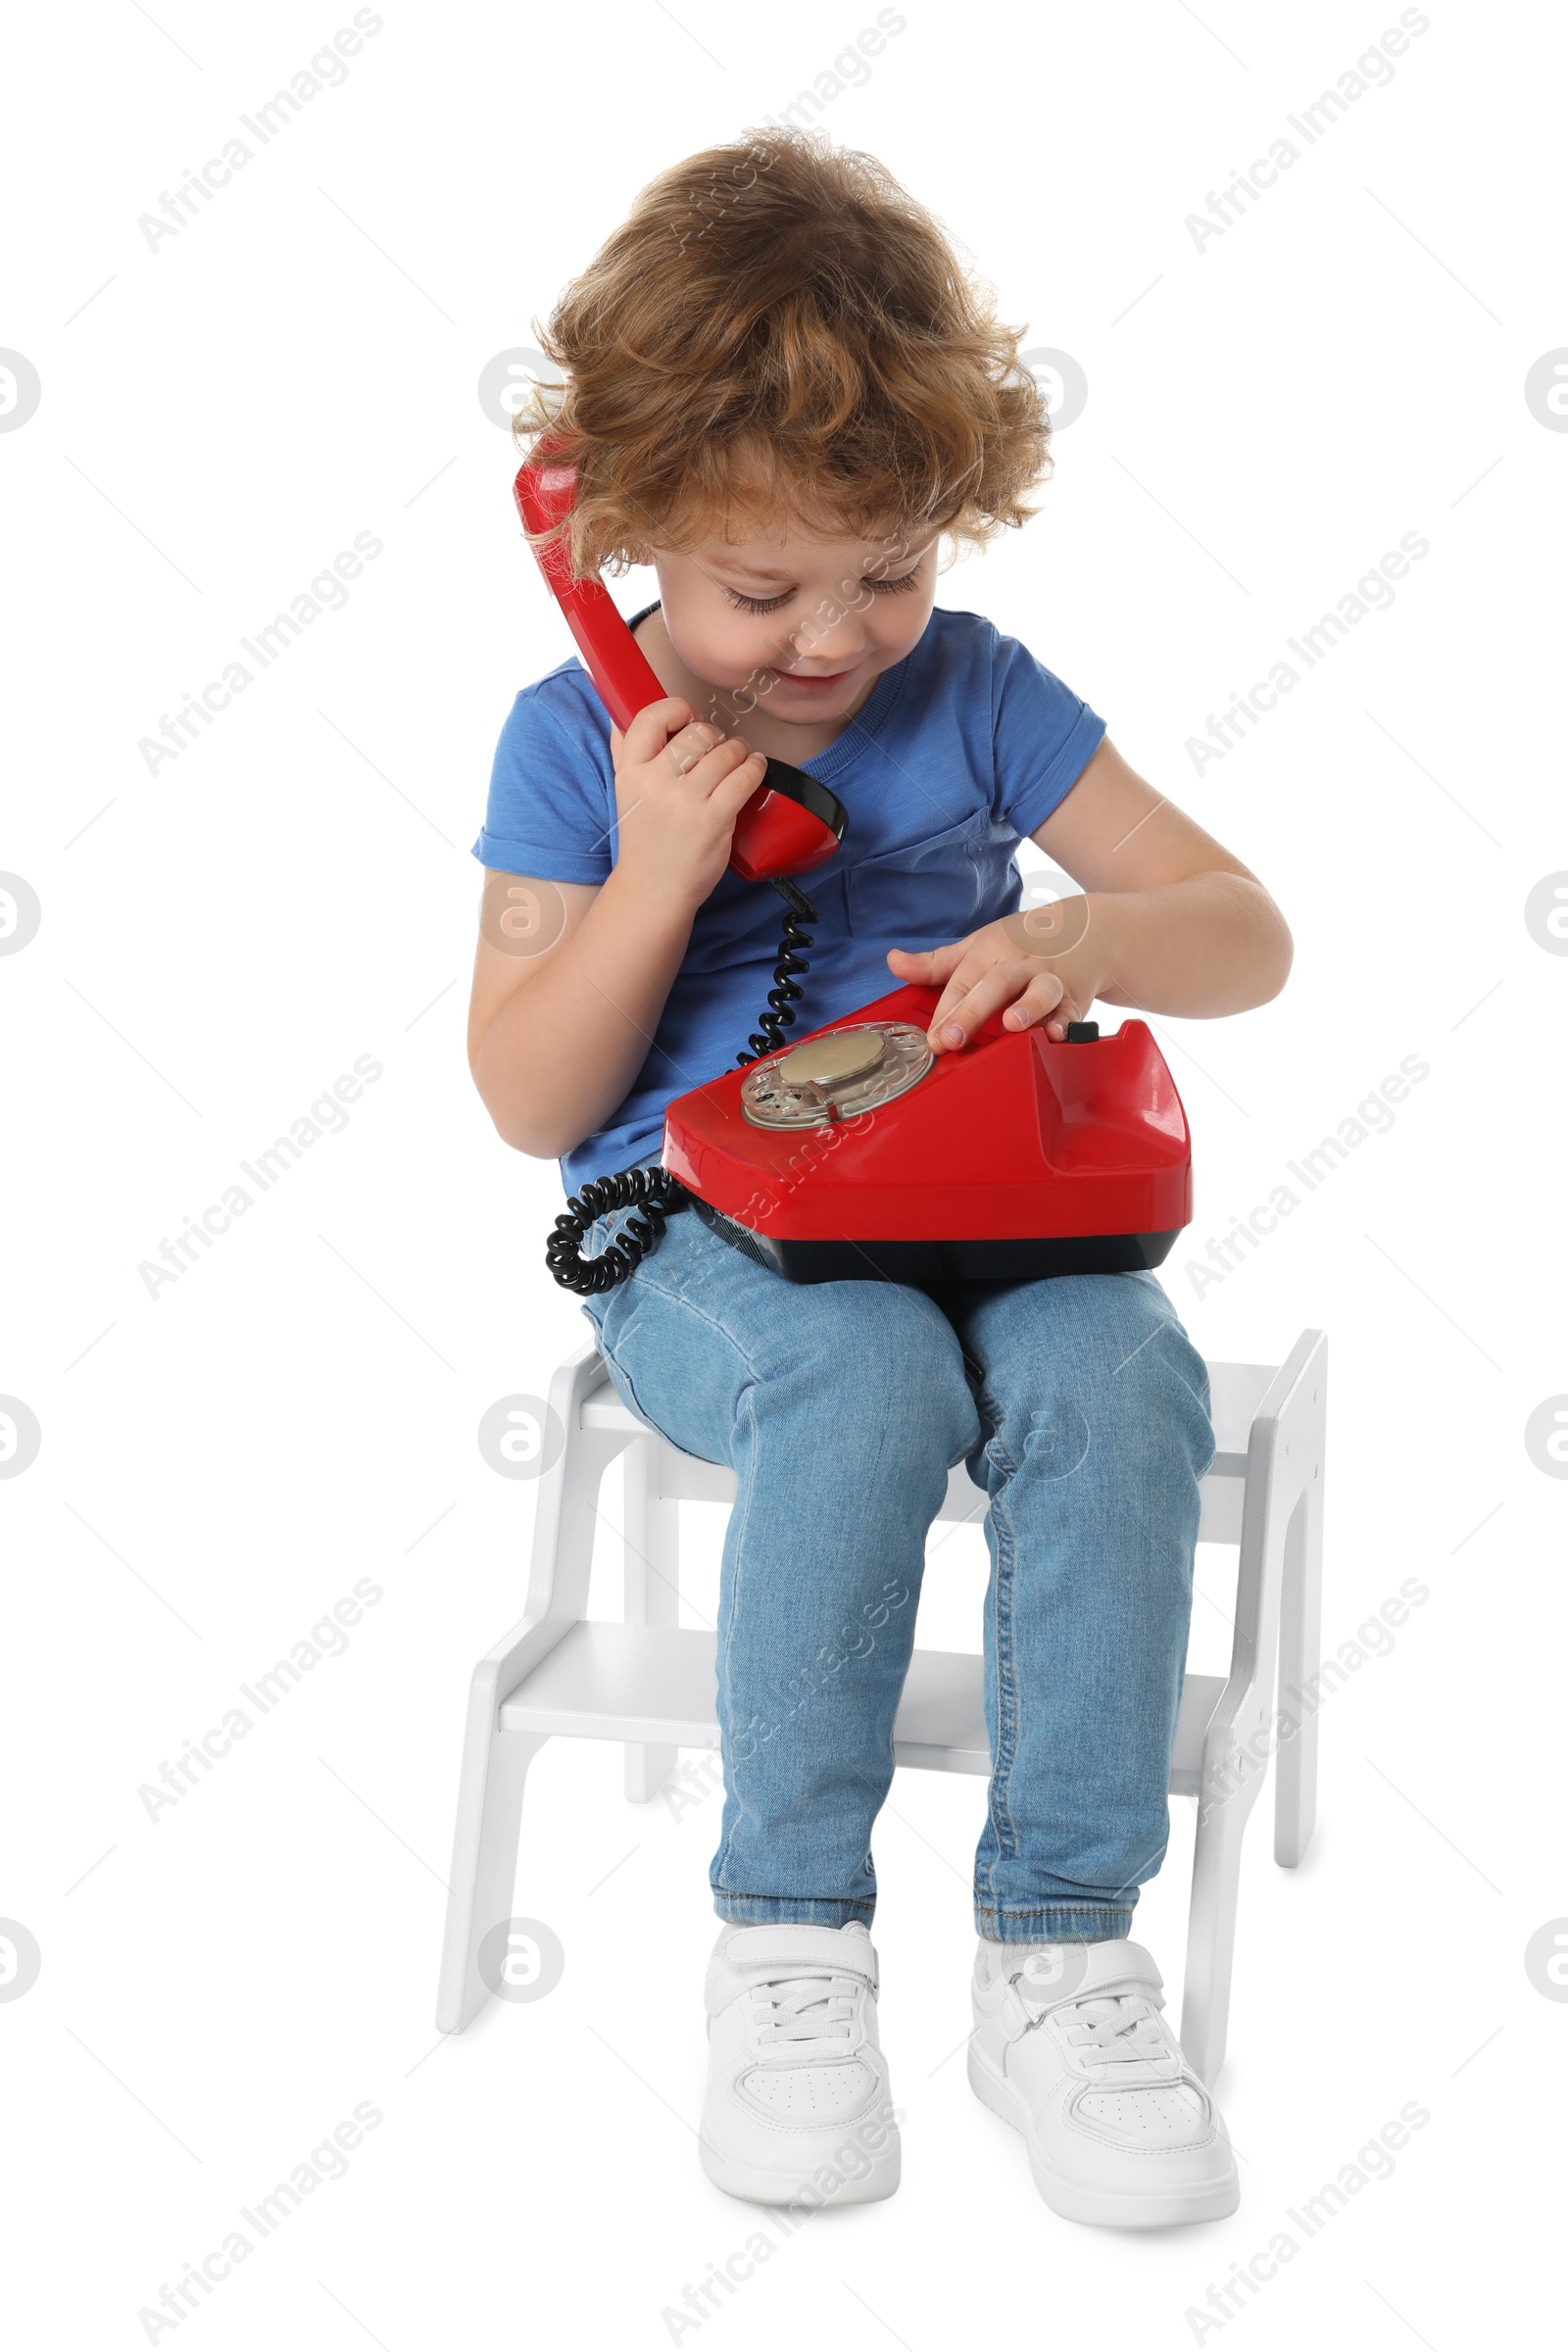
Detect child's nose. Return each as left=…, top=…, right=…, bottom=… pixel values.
left=785, top=613, right=866, bottom=664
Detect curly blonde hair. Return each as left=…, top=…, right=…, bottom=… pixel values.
left=513, top=126, right=1052, bottom=577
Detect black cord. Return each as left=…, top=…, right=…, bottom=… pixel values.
left=545, top=877, right=818, bottom=1295
left=736, top=877, right=818, bottom=1065
left=546, top=1164, right=694, bottom=1297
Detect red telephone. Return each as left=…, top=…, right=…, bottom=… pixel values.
left=513, top=447, right=1193, bottom=1292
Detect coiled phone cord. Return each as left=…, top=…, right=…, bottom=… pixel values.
left=545, top=1162, right=693, bottom=1297
left=546, top=879, right=818, bottom=1297
left=735, top=877, right=816, bottom=1065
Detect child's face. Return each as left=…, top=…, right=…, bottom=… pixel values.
left=651, top=498, right=938, bottom=729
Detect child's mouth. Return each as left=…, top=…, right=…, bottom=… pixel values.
left=768, top=662, right=860, bottom=697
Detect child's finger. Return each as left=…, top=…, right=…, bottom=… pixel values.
left=709, top=745, right=770, bottom=812
left=927, top=960, right=1041, bottom=1052
left=670, top=726, right=731, bottom=778
left=617, top=697, right=699, bottom=766
left=886, top=941, right=966, bottom=984
left=1001, top=972, right=1072, bottom=1033
left=926, top=949, right=1004, bottom=1033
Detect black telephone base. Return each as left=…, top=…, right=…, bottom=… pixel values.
left=691, top=1199, right=1182, bottom=1285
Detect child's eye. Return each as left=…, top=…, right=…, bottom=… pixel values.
left=722, top=568, right=922, bottom=615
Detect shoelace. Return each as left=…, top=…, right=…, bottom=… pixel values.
left=751, top=1971, right=860, bottom=2044
left=1057, top=1993, right=1173, bottom=2066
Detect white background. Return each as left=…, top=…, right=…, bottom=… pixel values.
left=3, top=1, right=1565, bottom=2344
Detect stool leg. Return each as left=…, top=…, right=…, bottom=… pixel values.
left=1180, top=1759, right=1250, bottom=2087
left=437, top=1674, right=548, bottom=2034
left=622, top=1440, right=679, bottom=1803
left=1275, top=1469, right=1323, bottom=1867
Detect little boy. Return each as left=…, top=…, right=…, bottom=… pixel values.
left=468, top=127, right=1292, bottom=2228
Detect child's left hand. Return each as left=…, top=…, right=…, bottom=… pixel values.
left=886, top=898, right=1108, bottom=1054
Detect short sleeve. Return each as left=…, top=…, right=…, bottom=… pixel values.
left=471, top=673, right=617, bottom=883
left=990, top=629, right=1107, bottom=841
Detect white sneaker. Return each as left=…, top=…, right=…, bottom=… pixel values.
left=700, top=1920, right=901, bottom=2206
left=968, top=1936, right=1239, bottom=2227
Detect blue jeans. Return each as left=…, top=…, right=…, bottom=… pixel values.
left=581, top=1162, right=1216, bottom=1945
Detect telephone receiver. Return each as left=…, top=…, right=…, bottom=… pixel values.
left=513, top=441, right=846, bottom=887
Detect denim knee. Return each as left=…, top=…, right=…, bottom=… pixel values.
left=1111, top=1301, right=1217, bottom=1484
left=753, top=1281, right=978, bottom=1471
left=976, top=1277, right=1215, bottom=1490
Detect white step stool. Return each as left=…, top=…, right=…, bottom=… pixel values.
left=437, top=1329, right=1326, bottom=2084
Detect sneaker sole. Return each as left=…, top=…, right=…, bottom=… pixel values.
left=699, top=2137, right=901, bottom=2208
left=966, top=2038, right=1239, bottom=2229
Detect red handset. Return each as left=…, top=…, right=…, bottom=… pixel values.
left=513, top=446, right=845, bottom=886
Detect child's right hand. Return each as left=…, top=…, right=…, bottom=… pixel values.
left=609, top=698, right=767, bottom=909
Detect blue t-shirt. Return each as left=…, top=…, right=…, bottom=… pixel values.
left=473, top=603, right=1106, bottom=1194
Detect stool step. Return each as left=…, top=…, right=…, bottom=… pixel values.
left=499, top=1623, right=1225, bottom=1788
left=579, top=1364, right=1268, bottom=1541
left=582, top=1360, right=1272, bottom=1463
